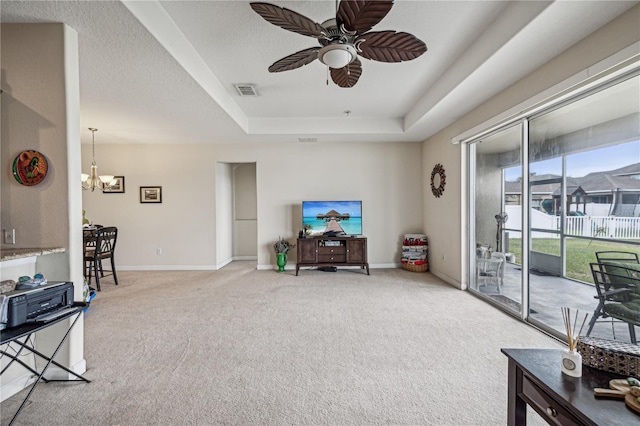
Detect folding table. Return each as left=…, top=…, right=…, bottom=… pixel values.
left=1, top=303, right=91, bottom=425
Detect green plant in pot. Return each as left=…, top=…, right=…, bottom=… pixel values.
left=82, top=209, right=90, bottom=226
left=274, top=237, right=295, bottom=272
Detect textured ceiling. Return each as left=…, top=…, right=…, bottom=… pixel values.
left=1, top=1, right=638, bottom=145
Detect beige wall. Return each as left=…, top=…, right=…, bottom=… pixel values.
left=1, top=23, right=85, bottom=400
left=81, top=142, right=425, bottom=270
left=422, top=4, right=640, bottom=289
left=1, top=24, right=70, bottom=253
left=1, top=22, right=84, bottom=301
left=233, top=163, right=257, bottom=259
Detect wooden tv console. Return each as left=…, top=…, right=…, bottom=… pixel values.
left=296, top=237, right=369, bottom=276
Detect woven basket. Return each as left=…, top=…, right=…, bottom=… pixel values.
left=402, top=262, right=428, bottom=273
left=577, top=336, right=640, bottom=377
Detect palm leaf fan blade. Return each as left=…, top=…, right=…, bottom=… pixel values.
left=250, top=2, right=326, bottom=38
left=268, top=48, right=320, bottom=72
left=356, top=31, right=427, bottom=62
left=330, top=58, right=362, bottom=88
left=337, top=0, right=394, bottom=34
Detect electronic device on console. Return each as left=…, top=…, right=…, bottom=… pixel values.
left=323, top=230, right=346, bottom=237
left=3, top=281, right=74, bottom=328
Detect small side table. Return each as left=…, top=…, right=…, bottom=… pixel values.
left=1, top=304, right=91, bottom=425
left=501, top=348, right=638, bottom=425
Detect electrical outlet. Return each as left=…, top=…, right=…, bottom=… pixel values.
left=4, top=229, right=15, bottom=244
left=156, top=248, right=162, bottom=255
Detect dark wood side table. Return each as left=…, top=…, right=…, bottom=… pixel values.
left=501, top=348, right=638, bottom=425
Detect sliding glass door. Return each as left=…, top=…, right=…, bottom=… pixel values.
left=471, top=123, right=523, bottom=314
left=468, top=72, right=640, bottom=343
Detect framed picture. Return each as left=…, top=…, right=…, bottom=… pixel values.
left=104, top=176, right=125, bottom=193
left=140, top=186, right=162, bottom=203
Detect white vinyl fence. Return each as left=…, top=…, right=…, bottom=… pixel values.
left=561, top=215, right=640, bottom=239
left=504, top=206, right=640, bottom=240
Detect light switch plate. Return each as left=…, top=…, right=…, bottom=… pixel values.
left=4, top=229, right=15, bottom=244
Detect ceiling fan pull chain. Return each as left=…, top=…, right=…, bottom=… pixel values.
left=326, top=66, right=329, bottom=85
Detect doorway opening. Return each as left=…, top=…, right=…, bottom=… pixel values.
left=215, top=162, right=257, bottom=268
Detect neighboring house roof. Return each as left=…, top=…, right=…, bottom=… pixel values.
left=578, top=165, right=640, bottom=193
left=506, top=162, right=640, bottom=195
left=608, top=163, right=640, bottom=177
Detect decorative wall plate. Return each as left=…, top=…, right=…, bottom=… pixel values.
left=430, top=163, right=446, bottom=198
left=12, top=150, right=48, bottom=186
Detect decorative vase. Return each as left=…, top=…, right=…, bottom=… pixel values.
left=561, top=348, right=582, bottom=377
left=276, top=253, right=287, bottom=272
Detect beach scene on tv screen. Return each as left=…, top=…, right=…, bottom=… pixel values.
left=303, top=201, right=362, bottom=236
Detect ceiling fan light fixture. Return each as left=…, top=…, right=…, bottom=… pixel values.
left=318, top=44, right=356, bottom=69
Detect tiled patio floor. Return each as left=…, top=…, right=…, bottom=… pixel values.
left=475, top=262, right=637, bottom=344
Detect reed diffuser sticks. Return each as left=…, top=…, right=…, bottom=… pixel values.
left=561, top=307, right=589, bottom=351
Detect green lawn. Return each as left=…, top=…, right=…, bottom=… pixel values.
left=507, top=238, right=640, bottom=283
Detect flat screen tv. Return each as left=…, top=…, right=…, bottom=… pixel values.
left=302, top=200, right=362, bottom=237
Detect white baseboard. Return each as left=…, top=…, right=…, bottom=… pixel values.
left=120, top=262, right=405, bottom=272
left=117, top=257, right=258, bottom=271
left=118, top=265, right=219, bottom=271
left=216, top=257, right=233, bottom=270
left=256, top=264, right=276, bottom=271
left=256, top=263, right=400, bottom=271
left=372, top=263, right=401, bottom=268
left=0, top=358, right=87, bottom=402
left=429, top=269, right=463, bottom=290
left=1, top=372, right=36, bottom=402
left=43, top=358, right=87, bottom=380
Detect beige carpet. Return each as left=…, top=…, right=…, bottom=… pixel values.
left=1, top=262, right=559, bottom=425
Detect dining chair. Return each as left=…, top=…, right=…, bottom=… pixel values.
left=84, top=226, right=119, bottom=291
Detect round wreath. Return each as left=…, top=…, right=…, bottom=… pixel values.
left=430, top=163, right=446, bottom=198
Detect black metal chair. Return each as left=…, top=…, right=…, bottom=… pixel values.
left=83, top=226, right=119, bottom=291
left=595, top=251, right=639, bottom=264
left=586, top=262, right=639, bottom=344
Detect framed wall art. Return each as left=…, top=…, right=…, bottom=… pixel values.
left=104, top=176, right=125, bottom=193
left=13, top=150, right=48, bottom=186
left=140, top=186, right=162, bottom=203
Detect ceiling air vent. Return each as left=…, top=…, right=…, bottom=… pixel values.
left=298, top=137, right=317, bottom=143
left=234, top=84, right=258, bottom=97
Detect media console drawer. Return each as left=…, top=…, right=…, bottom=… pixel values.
left=318, top=247, right=345, bottom=255
left=318, top=254, right=346, bottom=263
left=521, top=374, right=581, bottom=425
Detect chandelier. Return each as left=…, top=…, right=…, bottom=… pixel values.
left=81, top=128, right=115, bottom=192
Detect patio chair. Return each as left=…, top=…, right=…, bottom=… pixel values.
left=595, top=251, right=639, bottom=264
left=586, top=262, right=639, bottom=344
left=477, top=252, right=505, bottom=293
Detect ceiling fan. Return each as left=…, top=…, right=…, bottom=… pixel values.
left=250, top=0, right=427, bottom=88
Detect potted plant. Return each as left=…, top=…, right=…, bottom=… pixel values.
left=273, top=237, right=295, bottom=272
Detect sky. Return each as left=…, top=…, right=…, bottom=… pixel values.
left=302, top=200, right=362, bottom=218
left=505, top=140, right=639, bottom=181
